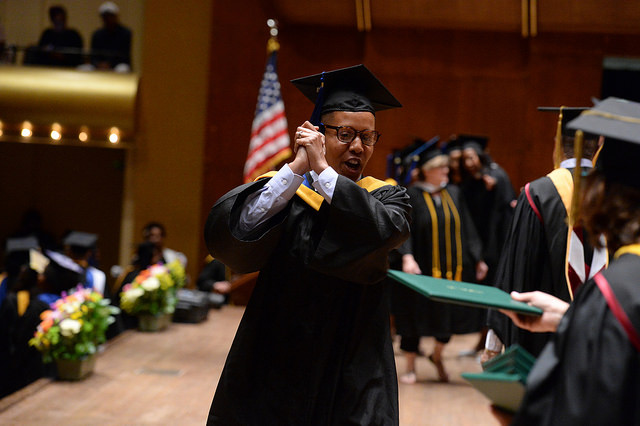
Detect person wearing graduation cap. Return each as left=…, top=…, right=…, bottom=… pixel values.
left=392, top=139, right=486, bottom=384
left=501, top=98, right=640, bottom=425
left=0, top=237, right=50, bottom=398
left=484, top=107, right=606, bottom=361
left=62, top=231, right=107, bottom=295
left=204, top=65, right=411, bottom=425
left=460, top=135, right=516, bottom=287
left=443, top=135, right=464, bottom=185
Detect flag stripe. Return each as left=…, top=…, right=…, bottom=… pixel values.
left=247, top=126, right=289, bottom=165
left=244, top=132, right=290, bottom=174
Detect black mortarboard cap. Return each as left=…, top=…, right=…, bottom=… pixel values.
left=459, top=134, right=489, bottom=154
left=418, top=138, right=446, bottom=167
left=63, top=231, right=98, bottom=249
left=443, top=135, right=463, bottom=154
left=567, top=97, right=640, bottom=188
left=401, top=136, right=440, bottom=184
left=537, top=107, right=590, bottom=137
left=291, top=64, right=402, bottom=120
left=5, top=236, right=39, bottom=254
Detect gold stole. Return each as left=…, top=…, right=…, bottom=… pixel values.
left=255, top=171, right=391, bottom=211
left=422, top=189, right=463, bottom=281
left=614, top=244, right=640, bottom=259
left=547, top=167, right=609, bottom=299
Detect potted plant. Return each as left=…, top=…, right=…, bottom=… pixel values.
left=119, top=260, right=185, bottom=331
left=29, top=286, right=119, bottom=380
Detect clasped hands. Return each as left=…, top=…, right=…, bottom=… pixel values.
left=289, top=121, right=329, bottom=176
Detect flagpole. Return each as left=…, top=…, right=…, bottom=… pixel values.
left=243, top=19, right=292, bottom=183
left=267, top=19, right=279, bottom=55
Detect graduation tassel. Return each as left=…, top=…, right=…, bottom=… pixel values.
left=309, top=72, right=325, bottom=126
left=553, top=106, right=564, bottom=169
left=591, top=139, right=604, bottom=166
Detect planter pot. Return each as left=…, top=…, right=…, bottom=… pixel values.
left=137, top=312, right=172, bottom=332
left=55, top=354, right=96, bottom=381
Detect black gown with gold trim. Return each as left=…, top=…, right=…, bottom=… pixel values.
left=204, top=173, right=411, bottom=425
left=487, top=167, right=605, bottom=357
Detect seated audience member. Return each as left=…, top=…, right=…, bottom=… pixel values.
left=143, top=221, right=187, bottom=267
left=90, top=1, right=132, bottom=71
left=197, top=256, right=231, bottom=304
left=36, top=5, right=83, bottom=67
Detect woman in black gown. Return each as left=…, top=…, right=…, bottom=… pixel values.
left=504, top=98, right=640, bottom=425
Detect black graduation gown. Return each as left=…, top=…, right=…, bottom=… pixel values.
left=204, top=174, right=411, bottom=426
left=392, top=185, right=484, bottom=338
left=461, top=163, right=515, bottom=285
left=0, top=292, right=49, bottom=398
left=513, top=253, right=640, bottom=425
left=487, top=175, right=571, bottom=357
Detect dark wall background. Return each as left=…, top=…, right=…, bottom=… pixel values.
left=201, top=0, right=640, bottom=260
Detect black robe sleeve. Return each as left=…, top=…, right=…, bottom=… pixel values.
left=204, top=178, right=289, bottom=274
left=513, top=254, right=640, bottom=425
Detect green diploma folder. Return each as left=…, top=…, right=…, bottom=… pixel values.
left=462, top=345, right=535, bottom=413
left=387, top=269, right=542, bottom=316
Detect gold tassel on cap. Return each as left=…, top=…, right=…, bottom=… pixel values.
left=553, top=106, right=564, bottom=169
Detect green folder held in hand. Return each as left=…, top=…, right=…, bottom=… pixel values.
left=387, top=270, right=543, bottom=315
left=462, top=345, right=536, bottom=413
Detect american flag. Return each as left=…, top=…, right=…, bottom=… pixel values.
left=243, top=51, right=291, bottom=183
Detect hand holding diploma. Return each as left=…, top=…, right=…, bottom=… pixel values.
left=500, top=291, right=570, bottom=333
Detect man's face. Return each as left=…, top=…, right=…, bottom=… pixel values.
left=146, top=227, right=164, bottom=246
left=462, top=148, right=482, bottom=177
left=322, top=111, right=375, bottom=182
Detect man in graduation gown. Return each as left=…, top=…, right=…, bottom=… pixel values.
left=485, top=108, right=606, bottom=359
left=392, top=139, right=486, bottom=383
left=509, top=97, right=640, bottom=425
left=204, top=65, right=411, bottom=425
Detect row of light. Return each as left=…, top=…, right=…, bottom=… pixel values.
left=0, top=120, right=120, bottom=144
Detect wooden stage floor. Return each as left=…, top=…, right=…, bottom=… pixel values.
left=0, top=306, right=500, bottom=425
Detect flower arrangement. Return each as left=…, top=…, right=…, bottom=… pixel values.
left=119, top=260, right=186, bottom=316
left=29, top=286, right=119, bottom=363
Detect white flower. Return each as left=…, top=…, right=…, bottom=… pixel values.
left=149, top=264, right=167, bottom=276
left=64, top=301, right=81, bottom=314
left=141, top=277, right=160, bottom=291
left=123, top=287, right=144, bottom=303
left=59, top=319, right=82, bottom=337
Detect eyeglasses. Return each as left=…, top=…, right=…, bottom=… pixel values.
left=321, top=124, right=381, bottom=146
